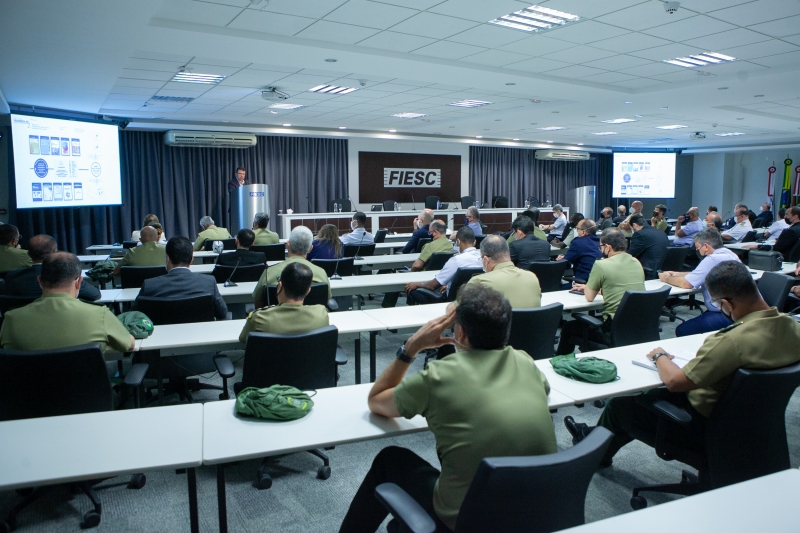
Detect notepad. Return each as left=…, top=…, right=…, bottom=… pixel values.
left=632, top=349, right=694, bottom=371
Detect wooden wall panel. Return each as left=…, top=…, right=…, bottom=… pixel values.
left=359, top=152, right=461, bottom=204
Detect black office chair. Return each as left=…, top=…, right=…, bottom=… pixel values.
left=119, top=266, right=167, bottom=289
left=741, top=230, right=757, bottom=243
left=661, top=246, right=691, bottom=272
left=491, top=195, right=509, bottom=208
left=329, top=198, right=351, bottom=212
left=474, top=235, right=486, bottom=248
left=265, top=283, right=332, bottom=309
left=376, top=427, right=613, bottom=533
left=251, top=243, right=286, bottom=262
left=235, top=327, right=339, bottom=489
left=212, top=263, right=265, bottom=284
left=424, top=252, right=453, bottom=271
left=383, top=200, right=397, bottom=211
left=203, top=238, right=236, bottom=252
left=628, top=361, right=800, bottom=509
left=424, top=196, right=439, bottom=209
left=758, top=271, right=795, bottom=309
left=528, top=260, right=569, bottom=293
left=122, top=240, right=138, bottom=249
left=527, top=196, right=541, bottom=208
left=0, top=343, right=148, bottom=530
left=408, top=268, right=484, bottom=306
left=0, top=294, right=37, bottom=316
left=374, top=229, right=388, bottom=244
left=752, top=218, right=764, bottom=229
left=507, top=303, right=564, bottom=360
left=344, top=243, right=376, bottom=257
left=312, top=257, right=354, bottom=277
left=460, top=195, right=475, bottom=209
left=414, top=238, right=431, bottom=254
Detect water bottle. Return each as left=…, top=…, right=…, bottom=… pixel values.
left=474, top=201, right=479, bottom=208
left=437, top=200, right=441, bottom=209
left=525, top=200, right=530, bottom=209
left=212, top=241, right=223, bottom=254
left=334, top=202, right=339, bottom=213
left=394, top=202, right=399, bottom=211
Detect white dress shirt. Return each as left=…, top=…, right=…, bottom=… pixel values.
left=435, top=247, right=483, bottom=296
left=722, top=219, right=753, bottom=242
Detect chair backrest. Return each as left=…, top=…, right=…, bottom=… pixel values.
left=447, top=268, right=485, bottom=302
left=329, top=198, right=351, bottom=212
left=752, top=218, right=764, bottom=229
left=454, top=427, right=613, bottom=533
left=507, top=303, right=564, bottom=360
left=527, top=260, right=569, bottom=292
left=741, top=230, right=757, bottom=243
left=344, top=243, right=376, bottom=257
left=758, top=272, right=795, bottom=309
left=135, top=295, right=215, bottom=325
left=250, top=243, right=286, bottom=261
left=373, top=229, right=388, bottom=244
left=311, top=258, right=354, bottom=277
left=382, top=200, right=396, bottom=211
left=0, top=294, right=38, bottom=316
left=609, top=286, right=671, bottom=347
left=203, top=238, right=236, bottom=251
left=424, top=196, right=440, bottom=209
left=705, top=361, right=800, bottom=488
left=661, top=245, right=691, bottom=271
left=212, top=263, right=265, bottom=284
left=0, top=343, right=113, bottom=421
left=787, top=239, right=800, bottom=263
left=415, top=238, right=431, bottom=253
left=425, top=252, right=453, bottom=271
left=122, top=240, right=138, bottom=249
left=240, top=326, right=339, bottom=391
left=474, top=235, right=486, bottom=248
left=491, top=195, right=509, bottom=208
left=265, top=282, right=329, bottom=308
left=120, top=265, right=168, bottom=289
left=460, top=195, right=476, bottom=208
left=527, top=196, right=540, bottom=208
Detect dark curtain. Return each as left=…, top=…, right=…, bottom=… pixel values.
left=14, top=132, right=348, bottom=253
left=469, top=146, right=612, bottom=217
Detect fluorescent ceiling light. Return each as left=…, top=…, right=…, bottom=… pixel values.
left=601, top=118, right=636, bottom=124
left=714, top=132, right=745, bottom=136
left=657, top=125, right=687, bottom=130
left=537, top=126, right=565, bottom=131
left=392, top=112, right=427, bottom=118
left=308, top=84, right=358, bottom=94
left=171, top=72, right=226, bottom=84
left=513, top=138, right=520, bottom=141
left=591, top=132, right=617, bottom=136
left=338, top=126, right=346, bottom=129
left=476, top=136, right=483, bottom=139
left=282, top=123, right=291, bottom=127
left=450, top=100, right=492, bottom=108
left=489, top=4, right=579, bottom=33
left=269, top=103, right=305, bottom=110
left=664, top=52, right=737, bottom=68
left=150, top=95, right=194, bottom=102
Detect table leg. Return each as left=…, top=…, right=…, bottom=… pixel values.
left=157, top=353, right=164, bottom=406
left=187, top=467, right=199, bottom=533
left=354, top=336, right=361, bottom=385
left=370, top=331, right=378, bottom=382
left=217, top=464, right=228, bottom=533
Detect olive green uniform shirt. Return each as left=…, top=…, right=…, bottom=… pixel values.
left=654, top=218, right=669, bottom=232
left=118, top=241, right=166, bottom=267
left=393, top=346, right=557, bottom=530
left=467, top=261, right=542, bottom=308
left=507, top=227, right=547, bottom=243
left=252, top=255, right=331, bottom=307
left=683, top=308, right=800, bottom=417
left=0, top=246, right=33, bottom=273
left=0, top=293, right=132, bottom=352
left=418, top=236, right=455, bottom=264
left=193, top=225, right=232, bottom=251
left=253, top=228, right=280, bottom=245
left=620, top=211, right=642, bottom=238
left=239, top=303, right=329, bottom=343
left=586, top=252, right=645, bottom=319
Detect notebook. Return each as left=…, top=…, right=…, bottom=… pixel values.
left=632, top=348, right=694, bottom=371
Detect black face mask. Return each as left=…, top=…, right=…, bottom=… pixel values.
left=464, top=217, right=469, bottom=225
left=786, top=217, right=792, bottom=225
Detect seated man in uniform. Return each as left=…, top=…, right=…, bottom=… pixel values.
left=467, top=235, right=541, bottom=308
left=0, top=252, right=134, bottom=352
left=215, top=229, right=266, bottom=267
left=720, top=205, right=753, bottom=242
left=651, top=204, right=669, bottom=232
left=507, top=209, right=547, bottom=242
left=617, top=200, right=643, bottom=237
left=112, top=225, right=166, bottom=276
left=565, top=260, right=800, bottom=466
left=0, top=224, right=32, bottom=273
left=402, top=209, right=434, bottom=254
left=252, top=226, right=330, bottom=308
left=339, top=211, right=375, bottom=247
left=508, top=215, right=551, bottom=270
left=193, top=215, right=232, bottom=251
left=5, top=234, right=100, bottom=302
left=239, top=262, right=328, bottom=342
left=136, top=236, right=228, bottom=320
left=338, top=285, right=557, bottom=533
left=409, top=220, right=453, bottom=272
left=557, top=228, right=645, bottom=354
left=252, top=212, right=280, bottom=245
left=557, top=219, right=601, bottom=284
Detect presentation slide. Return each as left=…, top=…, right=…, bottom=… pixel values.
left=10, top=114, right=122, bottom=209
left=612, top=152, right=676, bottom=199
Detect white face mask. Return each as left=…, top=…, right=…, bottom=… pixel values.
left=417, top=220, right=423, bottom=229
left=351, top=220, right=357, bottom=230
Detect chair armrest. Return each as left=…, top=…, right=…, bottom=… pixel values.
left=650, top=399, right=693, bottom=425
left=327, top=298, right=339, bottom=312
left=374, top=483, right=437, bottom=533
left=213, top=354, right=235, bottom=379
left=123, top=363, right=149, bottom=388
left=573, top=313, right=604, bottom=328
left=410, top=288, right=446, bottom=305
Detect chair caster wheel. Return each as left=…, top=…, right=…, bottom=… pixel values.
left=593, top=399, right=605, bottom=408
left=317, top=465, right=332, bottom=480
left=128, top=473, right=146, bottom=489
left=81, top=510, right=101, bottom=529
left=255, top=469, right=272, bottom=490
left=630, top=496, right=647, bottom=510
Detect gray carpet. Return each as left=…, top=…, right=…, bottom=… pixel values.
left=3, top=295, right=799, bottom=532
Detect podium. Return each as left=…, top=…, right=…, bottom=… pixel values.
left=231, top=184, right=270, bottom=233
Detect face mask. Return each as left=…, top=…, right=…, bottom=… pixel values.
left=786, top=217, right=792, bottom=225
left=600, top=246, right=608, bottom=259
left=350, top=220, right=357, bottom=230
left=464, top=217, right=470, bottom=225
left=417, top=220, right=423, bottom=229
left=695, top=246, right=705, bottom=260
left=719, top=300, right=731, bottom=318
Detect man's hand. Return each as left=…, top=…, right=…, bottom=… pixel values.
left=791, top=286, right=800, bottom=297
left=658, top=271, right=673, bottom=282
left=556, top=254, right=565, bottom=260
left=571, top=283, right=586, bottom=292
left=405, top=281, right=421, bottom=293
left=646, top=347, right=674, bottom=362
left=677, top=215, right=685, bottom=223
left=795, top=262, right=800, bottom=277
left=404, top=307, right=457, bottom=358
left=743, top=244, right=758, bottom=249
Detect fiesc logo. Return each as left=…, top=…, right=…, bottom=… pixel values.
left=383, top=168, right=441, bottom=188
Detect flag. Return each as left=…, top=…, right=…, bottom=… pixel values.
left=794, top=165, right=800, bottom=205
left=781, top=158, right=793, bottom=209
left=768, top=165, right=776, bottom=197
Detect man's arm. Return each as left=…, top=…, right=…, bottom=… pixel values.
left=646, top=347, right=698, bottom=392
left=674, top=216, right=686, bottom=237
left=626, top=233, right=645, bottom=258
left=212, top=284, right=229, bottom=320
left=409, top=259, right=425, bottom=272
left=658, top=271, right=693, bottom=288
left=406, top=278, right=441, bottom=293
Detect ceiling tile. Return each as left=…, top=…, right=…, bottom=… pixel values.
left=124, top=58, right=185, bottom=72
left=586, top=32, right=671, bottom=53
left=190, top=57, right=251, bottom=68
left=497, top=36, right=578, bottom=56
left=427, top=0, right=533, bottom=23
left=460, top=49, right=531, bottom=66
left=446, top=24, right=529, bottom=48
left=389, top=12, right=478, bottom=39
left=628, top=43, right=703, bottom=61
left=749, top=50, right=800, bottom=67
left=673, top=0, right=754, bottom=13
left=227, top=10, right=316, bottom=35
left=195, top=0, right=249, bottom=7
left=356, top=30, right=437, bottom=51
left=720, top=39, right=800, bottom=60
left=618, top=61, right=680, bottom=77
left=201, top=86, right=259, bottom=98
left=543, top=21, right=630, bottom=45
left=402, top=87, right=451, bottom=96
left=612, top=78, right=670, bottom=89
left=106, top=92, right=152, bottom=100
left=155, top=0, right=242, bottom=26
left=275, top=73, right=343, bottom=85
left=254, top=0, right=348, bottom=18
left=543, top=45, right=617, bottom=64
left=545, top=65, right=607, bottom=78
left=650, top=70, right=708, bottom=82
left=218, top=69, right=289, bottom=87
left=535, top=0, right=650, bottom=19
left=712, top=0, right=800, bottom=26
left=585, top=54, right=654, bottom=71
left=296, top=20, right=380, bottom=43
left=578, top=72, right=640, bottom=83
left=158, top=82, right=211, bottom=94
left=410, top=40, right=486, bottom=59
left=183, top=64, right=243, bottom=76
left=748, top=15, right=800, bottom=38
left=246, top=63, right=299, bottom=73
left=101, top=100, right=146, bottom=111
left=505, top=57, right=571, bottom=72
left=369, top=0, right=444, bottom=8
left=323, top=0, right=417, bottom=29
left=131, top=51, right=195, bottom=63
left=111, top=86, right=160, bottom=96
left=642, top=15, right=736, bottom=41
left=113, top=78, right=168, bottom=89
left=120, top=69, right=174, bottom=81
left=596, top=1, right=695, bottom=31
left=682, top=28, right=772, bottom=50
left=782, top=33, right=800, bottom=46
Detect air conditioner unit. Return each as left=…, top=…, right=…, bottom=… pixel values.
left=163, top=131, right=257, bottom=148
left=535, top=150, right=590, bottom=161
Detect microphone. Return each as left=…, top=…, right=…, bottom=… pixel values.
left=330, top=249, right=343, bottom=280
left=386, top=216, right=400, bottom=235
left=352, top=230, right=366, bottom=260
left=348, top=196, right=357, bottom=212
left=223, top=258, right=241, bottom=287
left=411, top=194, right=416, bottom=210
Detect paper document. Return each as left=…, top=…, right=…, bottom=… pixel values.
left=632, top=349, right=694, bottom=371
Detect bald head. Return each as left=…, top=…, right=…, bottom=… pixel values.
left=687, top=206, right=699, bottom=220
left=631, top=201, right=643, bottom=212
left=28, top=234, right=57, bottom=263
left=140, top=226, right=159, bottom=243
left=419, top=209, right=433, bottom=225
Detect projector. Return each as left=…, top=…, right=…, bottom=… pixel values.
left=690, top=132, right=706, bottom=140
left=261, top=87, right=290, bottom=101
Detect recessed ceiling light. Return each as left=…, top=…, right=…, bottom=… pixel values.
left=506, top=82, right=516, bottom=86
left=551, top=111, right=559, bottom=113
left=489, top=5, right=579, bottom=33
left=714, top=132, right=745, bottom=136
left=495, top=119, right=502, bottom=122
left=270, top=111, right=278, bottom=114
left=392, top=112, right=427, bottom=118
left=476, top=136, right=483, bottom=139
left=718, top=87, right=729, bottom=90
left=588, top=115, right=596, bottom=118
left=737, top=117, right=744, bottom=120
left=660, top=107, right=669, bottom=110
left=269, top=103, right=305, bottom=110
left=577, top=143, right=584, bottom=146
left=282, top=123, right=291, bottom=127
left=389, top=129, right=397, bottom=132
left=150, top=95, right=194, bottom=103
left=537, top=126, right=565, bottom=131
left=634, top=115, right=643, bottom=118
left=546, top=140, right=554, bottom=143
left=602, top=118, right=636, bottom=124
left=450, top=99, right=492, bottom=108
left=591, top=132, right=617, bottom=136
left=624, top=101, right=633, bottom=104
left=325, top=58, right=337, bottom=62
left=483, top=128, right=490, bottom=130
left=308, top=84, right=358, bottom=94
left=531, top=99, right=541, bottom=103
left=513, top=138, right=520, bottom=141
left=664, top=52, right=736, bottom=68
left=530, top=123, right=538, bottom=125
left=657, top=125, right=688, bottom=130
left=754, top=94, right=764, bottom=97
left=171, top=72, right=226, bottom=84
left=338, top=126, right=346, bottom=129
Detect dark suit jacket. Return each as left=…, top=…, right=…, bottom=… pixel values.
left=764, top=222, right=800, bottom=257
left=509, top=234, right=551, bottom=270
left=756, top=210, right=773, bottom=225
left=627, top=226, right=669, bottom=279
left=3, top=264, right=101, bottom=301
left=402, top=225, right=430, bottom=254
left=215, top=249, right=266, bottom=267
left=136, top=268, right=227, bottom=320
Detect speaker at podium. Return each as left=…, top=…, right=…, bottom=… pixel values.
left=231, top=184, right=270, bottom=233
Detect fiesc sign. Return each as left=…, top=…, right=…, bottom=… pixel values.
left=383, top=168, right=441, bottom=188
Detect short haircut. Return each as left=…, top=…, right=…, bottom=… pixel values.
left=28, top=234, right=57, bottom=262
left=629, top=214, right=646, bottom=228
left=456, top=226, right=475, bottom=245
left=466, top=206, right=480, bottom=219
left=553, top=204, right=564, bottom=213
left=288, top=226, right=313, bottom=255
left=602, top=207, right=612, bottom=216
left=778, top=209, right=786, bottom=218
left=708, top=206, right=718, bottom=213
left=738, top=204, right=748, bottom=213
left=279, top=262, right=313, bottom=300
left=237, top=228, right=255, bottom=248
left=687, top=207, right=699, bottom=217
left=455, top=284, right=512, bottom=350
left=706, top=261, right=760, bottom=304
left=693, top=227, right=723, bottom=249
left=419, top=210, right=434, bottom=224
left=0, top=224, right=20, bottom=246
left=148, top=221, right=163, bottom=234
left=600, top=228, right=627, bottom=252
left=40, top=252, right=81, bottom=288
left=166, top=236, right=193, bottom=266
left=789, top=206, right=800, bottom=219
left=430, top=220, right=447, bottom=235
left=511, top=215, right=534, bottom=235
left=580, top=219, right=597, bottom=235
left=143, top=214, right=159, bottom=227
left=631, top=200, right=643, bottom=208
left=655, top=204, right=667, bottom=214
left=480, top=235, right=510, bottom=261
left=521, top=208, right=540, bottom=223
left=735, top=206, right=748, bottom=217
left=708, top=213, right=723, bottom=230
left=617, top=205, right=626, bottom=214
left=199, top=216, right=214, bottom=228
left=353, top=211, right=367, bottom=226
left=140, top=226, right=159, bottom=242
left=569, top=212, right=584, bottom=225
left=254, top=212, right=269, bottom=228
left=236, top=166, right=246, bottom=173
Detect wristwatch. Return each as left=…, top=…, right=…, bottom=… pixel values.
left=396, top=343, right=416, bottom=364
left=651, top=352, right=669, bottom=364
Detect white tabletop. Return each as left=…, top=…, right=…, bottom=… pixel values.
left=561, top=469, right=800, bottom=533
left=330, top=271, right=438, bottom=297
left=0, top=404, right=203, bottom=490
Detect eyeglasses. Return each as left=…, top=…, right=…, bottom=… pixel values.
left=710, top=297, right=731, bottom=308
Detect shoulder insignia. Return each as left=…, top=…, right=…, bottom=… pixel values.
left=718, top=321, right=743, bottom=333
